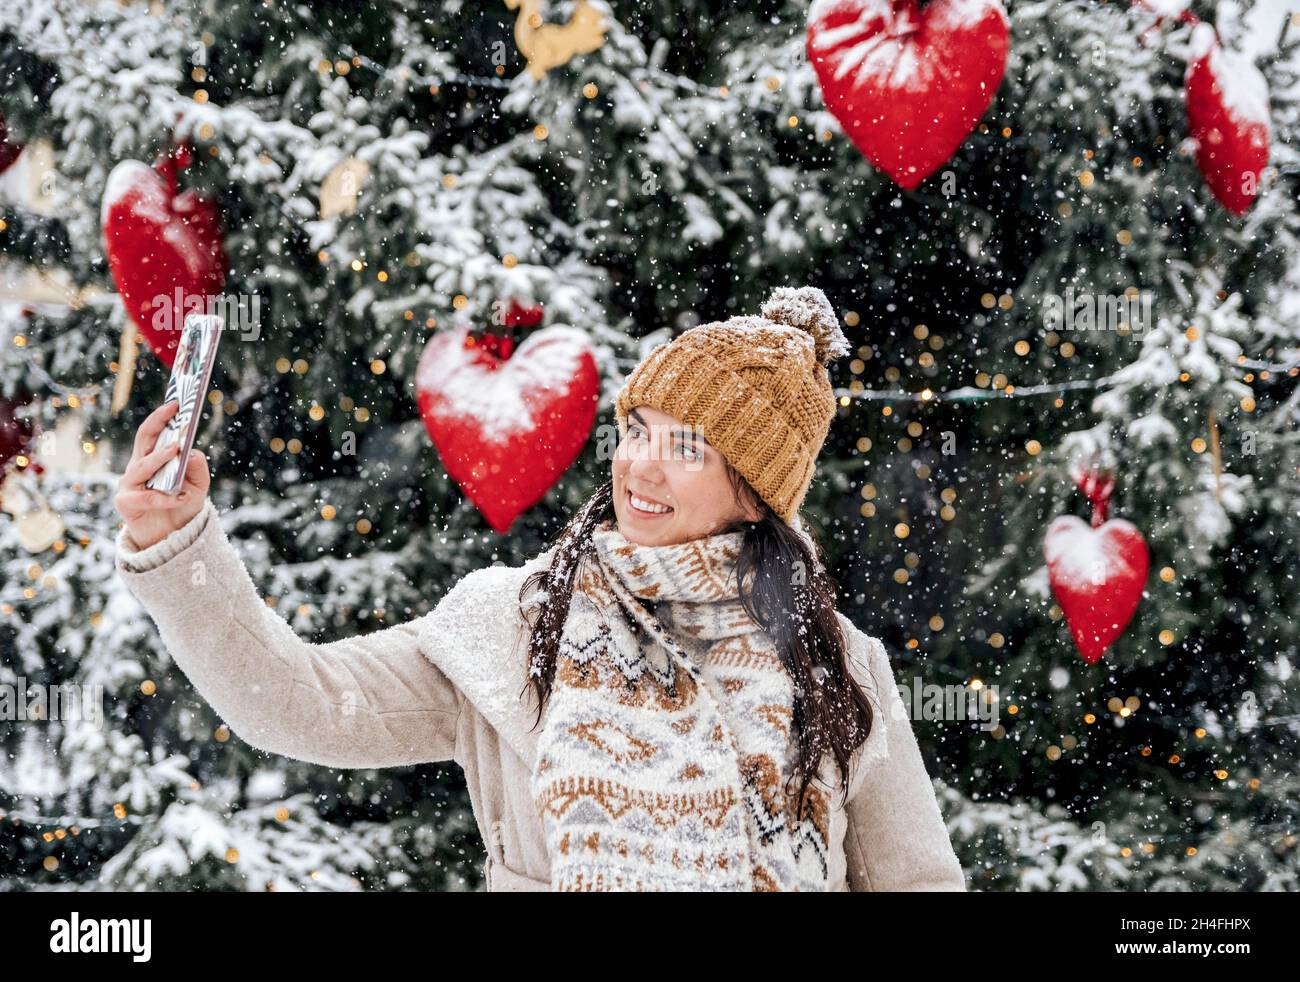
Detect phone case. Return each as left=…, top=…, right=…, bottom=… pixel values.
left=146, top=313, right=222, bottom=494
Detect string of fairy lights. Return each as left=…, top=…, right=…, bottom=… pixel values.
left=10, top=302, right=1297, bottom=410
left=834, top=356, right=1299, bottom=404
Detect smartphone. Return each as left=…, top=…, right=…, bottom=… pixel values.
left=146, top=312, right=222, bottom=494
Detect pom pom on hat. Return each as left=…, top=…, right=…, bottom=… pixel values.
left=760, top=286, right=850, bottom=366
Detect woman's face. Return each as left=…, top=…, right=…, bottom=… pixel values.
left=612, top=405, right=762, bottom=545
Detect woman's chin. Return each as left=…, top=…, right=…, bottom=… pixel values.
left=616, top=519, right=652, bottom=544
left=615, top=511, right=672, bottom=545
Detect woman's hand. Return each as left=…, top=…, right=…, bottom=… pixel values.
left=114, top=400, right=212, bottom=550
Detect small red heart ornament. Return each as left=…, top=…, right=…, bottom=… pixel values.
left=1044, top=515, right=1150, bottom=665
left=1184, top=24, right=1270, bottom=216
left=0, top=112, right=23, bottom=174
left=807, top=0, right=1010, bottom=189
left=416, top=323, right=598, bottom=533
left=101, top=145, right=227, bottom=367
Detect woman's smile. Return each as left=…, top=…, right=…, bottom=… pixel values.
left=626, top=488, right=674, bottom=518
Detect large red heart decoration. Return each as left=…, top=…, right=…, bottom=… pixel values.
left=101, top=145, right=227, bottom=368
left=1043, top=515, right=1150, bottom=665
left=0, top=112, right=23, bottom=174
left=416, top=323, right=598, bottom=533
left=1184, top=24, right=1270, bottom=216
left=807, top=0, right=1009, bottom=190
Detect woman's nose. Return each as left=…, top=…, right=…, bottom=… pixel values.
left=627, top=442, right=664, bottom=479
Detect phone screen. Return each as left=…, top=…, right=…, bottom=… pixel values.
left=146, top=313, right=222, bottom=495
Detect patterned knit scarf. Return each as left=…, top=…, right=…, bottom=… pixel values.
left=529, top=516, right=836, bottom=891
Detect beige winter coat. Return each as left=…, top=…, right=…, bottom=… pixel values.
left=114, top=498, right=967, bottom=892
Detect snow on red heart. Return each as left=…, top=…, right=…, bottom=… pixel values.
left=807, top=0, right=1009, bottom=190
left=1185, top=23, right=1270, bottom=216
left=416, top=323, right=598, bottom=534
left=101, top=151, right=227, bottom=368
left=1044, top=515, right=1150, bottom=665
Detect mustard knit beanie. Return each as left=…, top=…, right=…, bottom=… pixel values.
left=614, top=286, right=850, bottom=525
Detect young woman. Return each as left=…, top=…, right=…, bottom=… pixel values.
left=114, top=285, right=966, bottom=892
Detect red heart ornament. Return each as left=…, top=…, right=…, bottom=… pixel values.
left=416, top=323, right=599, bottom=534
left=0, top=394, right=34, bottom=477
left=1044, top=515, right=1150, bottom=665
left=101, top=147, right=227, bottom=368
left=807, top=0, right=1009, bottom=189
left=1185, top=24, right=1270, bottom=216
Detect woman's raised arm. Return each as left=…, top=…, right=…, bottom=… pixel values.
left=113, top=400, right=464, bottom=770
left=115, top=499, right=464, bottom=769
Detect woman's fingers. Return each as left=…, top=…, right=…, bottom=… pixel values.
left=115, top=487, right=194, bottom=516
left=182, top=449, right=211, bottom=494
left=131, top=400, right=180, bottom=459
left=122, top=440, right=181, bottom=488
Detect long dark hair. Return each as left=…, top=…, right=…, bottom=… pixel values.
left=517, top=468, right=876, bottom=815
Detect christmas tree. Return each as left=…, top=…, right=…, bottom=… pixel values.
left=1, top=0, right=1297, bottom=891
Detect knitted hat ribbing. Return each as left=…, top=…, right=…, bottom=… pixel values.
left=614, top=286, right=850, bottom=525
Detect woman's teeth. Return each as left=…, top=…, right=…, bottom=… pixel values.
left=629, top=490, right=672, bottom=515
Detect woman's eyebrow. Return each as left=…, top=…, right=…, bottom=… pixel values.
left=628, top=409, right=711, bottom=447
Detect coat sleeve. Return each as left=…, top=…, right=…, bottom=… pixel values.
left=114, top=498, right=464, bottom=769
left=840, top=621, right=967, bottom=892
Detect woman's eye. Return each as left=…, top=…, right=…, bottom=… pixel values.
left=623, top=426, right=699, bottom=461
